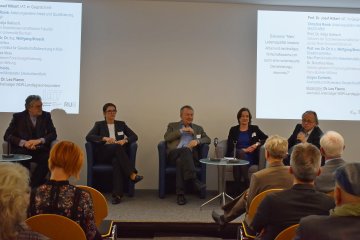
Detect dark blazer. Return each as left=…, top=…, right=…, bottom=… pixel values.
left=226, top=125, right=268, bottom=160
left=315, top=158, right=346, bottom=193
left=3, top=110, right=57, bottom=151
left=295, top=214, right=360, bottom=240
left=288, top=124, right=323, bottom=149
left=251, top=184, right=335, bottom=240
left=86, top=120, right=138, bottom=144
left=164, top=121, right=211, bottom=153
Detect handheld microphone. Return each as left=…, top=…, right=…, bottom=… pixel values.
left=214, top=137, right=218, bottom=147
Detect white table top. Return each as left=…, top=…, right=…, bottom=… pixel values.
left=199, top=157, right=249, bottom=166
left=0, top=154, right=32, bottom=162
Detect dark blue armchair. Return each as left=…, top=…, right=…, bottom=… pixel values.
left=85, top=141, right=137, bottom=197
left=158, top=141, right=208, bottom=199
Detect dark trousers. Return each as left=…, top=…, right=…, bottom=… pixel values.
left=168, top=147, right=197, bottom=195
left=97, top=144, right=136, bottom=196
left=13, top=147, right=50, bottom=188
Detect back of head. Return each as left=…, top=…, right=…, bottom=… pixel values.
left=265, top=135, right=288, bottom=159
left=320, top=131, right=344, bottom=158
left=290, top=143, right=321, bottom=182
left=0, top=163, right=30, bottom=239
left=335, top=163, right=360, bottom=199
left=49, top=140, right=84, bottom=179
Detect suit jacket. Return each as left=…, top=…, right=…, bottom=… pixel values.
left=251, top=184, right=335, bottom=240
left=223, top=162, right=293, bottom=221
left=226, top=125, right=268, bottom=163
left=294, top=214, right=360, bottom=240
left=3, top=110, right=57, bottom=152
left=86, top=120, right=138, bottom=144
left=164, top=121, right=210, bottom=153
left=315, top=158, right=346, bottom=193
left=288, top=124, right=323, bottom=149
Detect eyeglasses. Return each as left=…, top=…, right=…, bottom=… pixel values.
left=106, top=110, right=117, bottom=113
left=302, top=119, right=315, bottom=124
left=30, top=104, right=42, bottom=109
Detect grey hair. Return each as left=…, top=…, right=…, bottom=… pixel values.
left=25, top=95, right=42, bottom=109
left=264, top=135, right=288, bottom=159
left=320, top=131, right=344, bottom=158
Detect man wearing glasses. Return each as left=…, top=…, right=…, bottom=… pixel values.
left=3, top=95, right=57, bottom=188
left=286, top=110, right=323, bottom=165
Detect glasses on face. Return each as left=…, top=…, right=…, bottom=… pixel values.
left=106, top=110, right=117, bottom=113
left=302, top=119, right=315, bottom=124
left=31, top=104, right=42, bottom=109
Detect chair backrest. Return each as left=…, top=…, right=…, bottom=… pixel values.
left=76, top=185, right=108, bottom=228
left=274, top=223, right=299, bottom=240
left=25, top=214, right=86, bottom=240
left=247, top=188, right=283, bottom=223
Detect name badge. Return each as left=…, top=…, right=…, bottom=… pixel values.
left=118, top=131, right=124, bottom=136
left=252, top=132, right=257, bottom=137
left=196, top=134, right=201, bottom=139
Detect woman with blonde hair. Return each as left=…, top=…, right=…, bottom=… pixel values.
left=0, top=162, right=47, bottom=240
left=29, top=140, right=102, bottom=240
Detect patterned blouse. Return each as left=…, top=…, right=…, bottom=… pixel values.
left=29, top=180, right=102, bottom=240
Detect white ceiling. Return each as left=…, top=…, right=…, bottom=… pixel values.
left=145, top=0, right=360, bottom=9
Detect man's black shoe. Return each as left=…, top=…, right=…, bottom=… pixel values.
left=193, top=179, right=206, bottom=192
left=177, top=194, right=187, bottom=205
left=111, top=195, right=122, bottom=205
left=212, top=210, right=226, bottom=226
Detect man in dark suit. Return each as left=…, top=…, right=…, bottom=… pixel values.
left=295, top=163, right=360, bottom=240
left=3, top=95, right=57, bottom=188
left=251, top=143, right=335, bottom=240
left=164, top=105, right=211, bottom=205
left=315, top=130, right=346, bottom=193
left=286, top=110, right=323, bottom=165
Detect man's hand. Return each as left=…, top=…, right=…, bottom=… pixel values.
left=187, top=139, right=199, bottom=149
left=181, top=126, right=194, bottom=135
left=297, top=132, right=306, bottom=143
left=24, top=139, right=42, bottom=150
left=103, top=137, right=116, bottom=144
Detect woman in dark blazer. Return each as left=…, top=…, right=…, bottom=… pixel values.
left=226, top=108, right=268, bottom=186
left=86, top=103, right=143, bottom=204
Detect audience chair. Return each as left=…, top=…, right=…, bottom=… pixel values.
left=240, top=188, right=284, bottom=239
left=274, top=223, right=299, bottom=240
left=76, top=185, right=117, bottom=239
left=25, top=214, right=86, bottom=240
left=85, top=141, right=137, bottom=196
left=158, top=141, right=209, bottom=199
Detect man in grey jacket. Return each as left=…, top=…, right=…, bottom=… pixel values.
left=164, top=105, right=211, bottom=205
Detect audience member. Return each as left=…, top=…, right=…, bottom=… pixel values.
left=251, top=143, right=335, bottom=240
left=295, top=162, right=360, bottom=239
left=164, top=105, right=211, bottom=205
left=226, top=108, right=268, bottom=187
left=3, top=95, right=57, bottom=188
left=212, top=135, right=293, bottom=226
left=28, top=141, right=102, bottom=240
left=0, top=162, right=47, bottom=240
left=315, top=130, right=346, bottom=193
left=86, top=103, right=143, bottom=204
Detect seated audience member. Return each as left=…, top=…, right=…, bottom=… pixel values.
left=295, top=162, right=360, bottom=240
left=251, top=143, right=335, bottom=240
left=86, top=103, right=143, bottom=204
left=226, top=108, right=268, bottom=187
left=212, top=135, right=293, bottom=226
left=29, top=141, right=102, bottom=240
left=286, top=110, right=322, bottom=165
left=164, top=105, right=211, bottom=205
left=315, top=131, right=346, bottom=193
left=3, top=95, right=57, bottom=188
left=0, top=162, right=47, bottom=240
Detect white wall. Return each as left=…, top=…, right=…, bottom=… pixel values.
left=1, top=0, right=359, bottom=190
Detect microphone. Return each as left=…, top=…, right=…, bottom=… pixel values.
left=214, top=137, right=218, bottom=147
left=3, top=135, right=14, bottom=158
left=233, top=140, right=237, bottom=159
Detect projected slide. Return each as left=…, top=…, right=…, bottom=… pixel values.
left=256, top=10, right=360, bottom=121
left=0, top=1, right=82, bottom=113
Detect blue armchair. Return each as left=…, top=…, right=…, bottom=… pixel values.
left=158, top=141, right=208, bottom=199
left=85, top=141, right=137, bottom=197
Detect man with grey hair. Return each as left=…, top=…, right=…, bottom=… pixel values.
left=212, top=135, right=293, bottom=226
left=315, top=130, right=346, bottom=193
left=251, top=143, right=334, bottom=240
left=3, top=95, right=57, bottom=188
left=295, top=163, right=360, bottom=239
